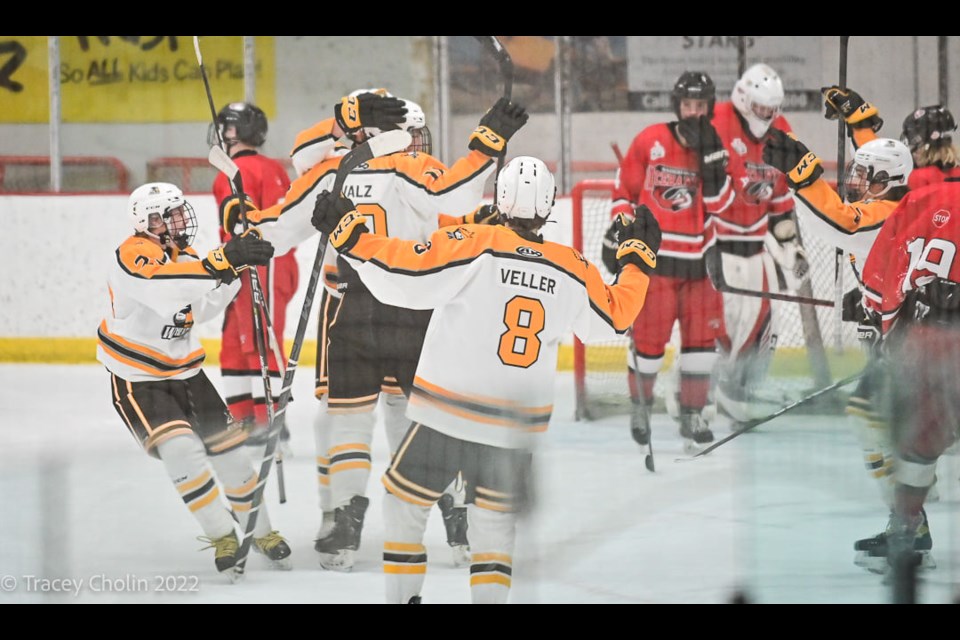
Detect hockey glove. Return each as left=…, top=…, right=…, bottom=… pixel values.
left=677, top=116, right=729, bottom=197
left=334, top=92, right=408, bottom=135
left=614, top=205, right=661, bottom=274
left=763, top=129, right=823, bottom=190
left=821, top=86, right=883, bottom=132
left=312, top=190, right=369, bottom=253
left=220, top=194, right=259, bottom=237
left=464, top=204, right=502, bottom=226
left=857, top=309, right=882, bottom=348
left=600, top=216, right=621, bottom=274
left=841, top=287, right=866, bottom=323
left=203, top=229, right=275, bottom=284
left=469, top=98, right=529, bottom=157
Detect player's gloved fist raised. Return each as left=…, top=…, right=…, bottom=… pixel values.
left=220, top=195, right=259, bottom=237
left=465, top=204, right=502, bottom=225
left=677, top=116, right=729, bottom=197
left=763, top=129, right=823, bottom=190
left=334, top=92, right=408, bottom=135
left=614, top=205, right=661, bottom=274
left=821, top=86, right=883, bottom=131
left=311, top=190, right=369, bottom=252
left=469, top=97, right=529, bottom=157
left=203, top=229, right=275, bottom=284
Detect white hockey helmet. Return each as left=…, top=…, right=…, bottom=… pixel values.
left=496, top=156, right=556, bottom=221
left=128, top=182, right=197, bottom=249
left=732, top=63, right=785, bottom=139
left=843, top=138, right=913, bottom=201
left=348, top=88, right=430, bottom=154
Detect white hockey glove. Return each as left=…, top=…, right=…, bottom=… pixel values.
left=765, top=218, right=809, bottom=291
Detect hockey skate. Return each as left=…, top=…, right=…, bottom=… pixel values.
left=630, top=401, right=651, bottom=447
left=679, top=411, right=714, bottom=454
left=315, top=495, right=369, bottom=572
left=198, top=531, right=241, bottom=582
left=316, top=510, right=336, bottom=540
left=854, top=509, right=935, bottom=575
left=254, top=530, right=293, bottom=570
left=438, top=493, right=470, bottom=567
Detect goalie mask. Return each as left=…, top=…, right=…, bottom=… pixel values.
left=497, top=156, right=556, bottom=222
left=732, top=63, right=784, bottom=139
left=129, top=182, right=197, bottom=250
left=208, top=102, right=268, bottom=150
left=348, top=88, right=432, bottom=155
left=842, top=138, right=913, bottom=202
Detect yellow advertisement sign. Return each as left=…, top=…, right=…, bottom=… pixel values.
left=0, top=36, right=275, bottom=123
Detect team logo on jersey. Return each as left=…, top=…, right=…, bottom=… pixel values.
left=645, top=165, right=698, bottom=212
left=517, top=246, right=543, bottom=258
left=933, top=209, right=951, bottom=228
left=447, top=229, right=466, bottom=241
left=343, top=184, right=373, bottom=199
left=413, top=241, right=432, bottom=254
left=571, top=248, right=588, bottom=267
left=161, top=306, right=194, bottom=340
left=650, top=140, right=666, bottom=161
left=740, top=162, right=779, bottom=205
left=731, top=138, right=748, bottom=156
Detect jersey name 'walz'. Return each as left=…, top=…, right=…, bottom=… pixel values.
left=499, top=268, right=557, bottom=295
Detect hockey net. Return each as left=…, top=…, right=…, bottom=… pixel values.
left=571, top=179, right=862, bottom=421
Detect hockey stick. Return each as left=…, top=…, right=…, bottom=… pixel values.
left=717, top=282, right=834, bottom=307
left=627, top=328, right=654, bottom=472
left=676, top=370, right=864, bottom=461
left=194, top=36, right=288, bottom=504
left=474, top=35, right=513, bottom=196
left=232, top=129, right=412, bottom=575
left=610, top=141, right=624, bottom=166
left=834, top=36, right=851, bottom=349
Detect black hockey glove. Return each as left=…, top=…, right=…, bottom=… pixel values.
left=613, top=205, right=661, bottom=274
left=841, top=288, right=866, bottom=323
left=203, top=229, right=275, bottom=284
left=334, top=92, right=408, bottom=135
left=464, top=204, right=502, bottom=226
left=469, top=97, right=529, bottom=157
left=601, top=216, right=620, bottom=274
left=220, top=194, right=259, bottom=237
left=676, top=116, right=729, bottom=198
left=312, top=190, right=369, bottom=252
left=763, top=129, right=823, bottom=190
left=821, top=85, right=883, bottom=132
left=704, top=245, right=725, bottom=291
left=857, top=309, right=882, bottom=348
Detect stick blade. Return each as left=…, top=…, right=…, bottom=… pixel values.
left=368, top=129, right=412, bottom=160
left=208, top=145, right=239, bottom=180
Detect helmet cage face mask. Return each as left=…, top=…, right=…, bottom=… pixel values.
left=129, top=183, right=197, bottom=249
left=671, top=71, right=716, bottom=120
left=157, top=203, right=198, bottom=250
left=408, top=125, right=433, bottom=156
left=732, top=63, right=784, bottom=139
left=842, top=139, right=912, bottom=202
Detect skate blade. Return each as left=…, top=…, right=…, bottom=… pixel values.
left=221, top=566, right=244, bottom=583
left=856, top=551, right=936, bottom=575
left=266, top=557, right=293, bottom=571
left=682, top=439, right=704, bottom=455
left=318, top=550, right=355, bottom=572
left=450, top=545, right=471, bottom=568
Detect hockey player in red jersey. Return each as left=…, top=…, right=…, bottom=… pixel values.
left=211, top=102, right=297, bottom=450
left=311, top=156, right=657, bottom=604
left=709, top=63, right=808, bottom=421
left=97, top=182, right=291, bottom=579
left=900, top=104, right=960, bottom=189
left=765, top=87, right=936, bottom=573
left=861, top=179, right=960, bottom=585
left=603, top=71, right=733, bottom=452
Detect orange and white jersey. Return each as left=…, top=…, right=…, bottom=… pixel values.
left=252, top=144, right=495, bottom=294
left=97, top=235, right=239, bottom=382
left=339, top=224, right=650, bottom=449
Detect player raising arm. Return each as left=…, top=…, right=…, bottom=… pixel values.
left=96, top=183, right=290, bottom=580
left=311, top=156, right=657, bottom=604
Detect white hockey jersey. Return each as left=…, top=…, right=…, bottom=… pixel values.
left=339, top=223, right=651, bottom=450
left=97, top=236, right=239, bottom=382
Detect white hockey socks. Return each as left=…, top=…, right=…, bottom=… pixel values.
left=467, top=504, right=516, bottom=604
left=209, top=446, right=272, bottom=538
left=327, top=410, right=376, bottom=508
left=157, top=434, right=235, bottom=539
left=383, top=492, right=430, bottom=604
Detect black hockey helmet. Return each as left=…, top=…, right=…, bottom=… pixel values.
left=210, top=102, right=268, bottom=148
left=671, top=71, right=716, bottom=119
left=901, top=105, right=957, bottom=152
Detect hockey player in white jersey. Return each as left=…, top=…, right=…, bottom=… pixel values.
left=311, top=156, right=658, bottom=603
left=97, top=182, right=291, bottom=579
left=223, top=90, right=527, bottom=570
